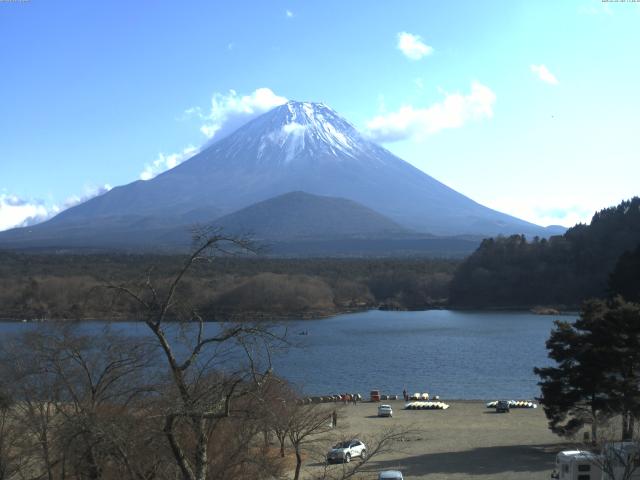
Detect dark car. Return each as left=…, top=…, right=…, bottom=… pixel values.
left=496, top=400, right=510, bottom=413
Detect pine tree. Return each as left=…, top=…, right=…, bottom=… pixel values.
left=535, top=298, right=640, bottom=442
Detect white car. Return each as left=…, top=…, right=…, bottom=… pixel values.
left=326, top=439, right=367, bottom=463
left=378, top=404, right=393, bottom=417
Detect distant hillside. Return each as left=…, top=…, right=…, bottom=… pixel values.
left=209, top=191, right=410, bottom=240
left=0, top=190, right=482, bottom=257
left=449, top=197, right=640, bottom=308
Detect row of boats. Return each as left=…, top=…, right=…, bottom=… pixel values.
left=299, top=394, right=364, bottom=404
left=485, top=400, right=538, bottom=409
left=404, top=401, right=450, bottom=410
left=408, top=392, right=440, bottom=401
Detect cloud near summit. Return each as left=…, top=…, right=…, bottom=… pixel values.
left=191, top=88, right=288, bottom=141
left=366, top=82, right=496, bottom=142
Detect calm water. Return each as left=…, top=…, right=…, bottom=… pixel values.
left=0, top=310, right=573, bottom=400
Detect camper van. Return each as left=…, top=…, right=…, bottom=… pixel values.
left=552, top=450, right=602, bottom=480
left=552, top=444, right=640, bottom=480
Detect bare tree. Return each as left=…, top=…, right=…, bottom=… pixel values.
left=255, top=377, right=299, bottom=458
left=0, top=389, right=28, bottom=480
left=287, top=403, right=335, bottom=480
left=107, top=231, right=285, bottom=480
left=578, top=420, right=640, bottom=480
left=1, top=324, right=164, bottom=480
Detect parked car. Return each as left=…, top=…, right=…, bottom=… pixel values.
left=326, top=439, right=367, bottom=463
left=496, top=400, right=510, bottom=413
left=378, top=471, right=403, bottom=480
left=378, top=404, right=393, bottom=417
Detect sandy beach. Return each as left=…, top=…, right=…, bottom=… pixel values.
left=302, top=400, right=572, bottom=480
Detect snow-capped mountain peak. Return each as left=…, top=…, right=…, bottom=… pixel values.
left=225, top=101, right=368, bottom=163
left=257, top=100, right=366, bottom=161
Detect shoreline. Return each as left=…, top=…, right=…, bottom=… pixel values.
left=0, top=304, right=578, bottom=324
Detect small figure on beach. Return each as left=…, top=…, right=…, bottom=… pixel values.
left=352, top=393, right=357, bottom=405
left=332, top=409, right=338, bottom=427
left=403, top=389, right=408, bottom=401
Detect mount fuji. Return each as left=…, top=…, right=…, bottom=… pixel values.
left=0, top=101, right=563, bottom=252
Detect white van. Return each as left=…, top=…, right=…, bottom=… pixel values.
left=552, top=445, right=640, bottom=480
left=552, top=450, right=601, bottom=479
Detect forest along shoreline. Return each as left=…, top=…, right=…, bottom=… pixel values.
left=4, top=197, right=638, bottom=322
left=0, top=253, right=458, bottom=322
left=0, top=251, right=584, bottom=323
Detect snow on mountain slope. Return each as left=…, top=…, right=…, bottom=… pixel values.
left=0, top=100, right=561, bottom=247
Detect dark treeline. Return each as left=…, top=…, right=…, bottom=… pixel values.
left=0, top=252, right=458, bottom=321
left=449, top=197, right=640, bottom=308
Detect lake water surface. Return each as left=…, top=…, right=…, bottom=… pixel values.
left=0, top=310, right=574, bottom=400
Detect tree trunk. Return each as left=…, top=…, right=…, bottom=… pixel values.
left=42, top=436, right=55, bottom=480
left=194, top=417, right=208, bottom=480
left=163, top=416, right=195, bottom=480
left=293, top=447, right=302, bottom=480
left=85, top=446, right=101, bottom=480
left=279, top=438, right=285, bottom=458
left=622, top=411, right=631, bottom=441
left=591, top=404, right=598, bottom=444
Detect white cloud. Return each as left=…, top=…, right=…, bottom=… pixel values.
left=62, top=184, right=113, bottom=209
left=0, top=184, right=112, bottom=232
left=189, top=87, right=288, bottom=141
left=397, top=32, right=433, bottom=60
left=140, top=145, right=199, bottom=181
left=151, top=87, right=287, bottom=181
left=486, top=195, right=597, bottom=228
left=530, top=64, right=559, bottom=85
left=366, top=82, right=496, bottom=142
left=0, top=194, right=54, bottom=231
left=282, top=122, right=306, bottom=135
left=285, top=9, right=293, bottom=18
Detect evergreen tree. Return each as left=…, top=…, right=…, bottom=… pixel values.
left=534, top=301, right=611, bottom=442
left=535, top=298, right=640, bottom=442
left=609, top=243, right=640, bottom=302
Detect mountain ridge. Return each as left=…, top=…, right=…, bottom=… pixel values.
left=0, top=101, right=565, bottom=252
left=208, top=191, right=411, bottom=240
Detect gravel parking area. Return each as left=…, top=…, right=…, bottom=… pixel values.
left=303, top=400, right=572, bottom=480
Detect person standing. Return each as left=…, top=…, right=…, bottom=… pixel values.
left=403, top=389, right=408, bottom=402
left=332, top=410, right=338, bottom=428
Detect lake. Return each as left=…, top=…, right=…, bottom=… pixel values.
left=0, top=310, right=573, bottom=400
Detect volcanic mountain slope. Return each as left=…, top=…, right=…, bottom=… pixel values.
left=208, top=191, right=410, bottom=240
left=0, top=101, right=563, bottom=251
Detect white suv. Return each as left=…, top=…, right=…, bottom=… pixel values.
left=378, top=404, right=393, bottom=417
left=327, top=439, right=367, bottom=463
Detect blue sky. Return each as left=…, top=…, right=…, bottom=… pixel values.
left=1, top=0, right=639, bottom=231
